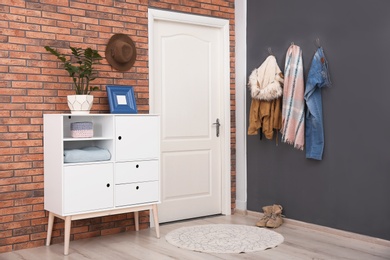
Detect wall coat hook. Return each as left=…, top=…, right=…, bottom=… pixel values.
left=316, top=38, right=321, bottom=47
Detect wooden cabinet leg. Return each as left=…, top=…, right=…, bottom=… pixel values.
left=64, top=216, right=71, bottom=255
left=46, top=212, right=54, bottom=246
left=152, top=204, right=160, bottom=238
left=134, top=211, right=139, bottom=231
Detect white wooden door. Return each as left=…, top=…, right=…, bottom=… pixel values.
left=149, top=10, right=231, bottom=223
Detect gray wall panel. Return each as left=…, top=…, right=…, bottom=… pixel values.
left=246, top=0, right=390, bottom=240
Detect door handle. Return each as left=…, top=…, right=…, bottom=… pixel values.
left=212, top=118, right=220, bottom=137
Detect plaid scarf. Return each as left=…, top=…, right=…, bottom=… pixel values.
left=281, top=44, right=305, bottom=150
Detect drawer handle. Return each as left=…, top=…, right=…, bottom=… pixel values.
left=106, top=183, right=110, bottom=188
left=136, top=186, right=139, bottom=190
left=136, top=164, right=139, bottom=168
left=118, top=136, right=122, bottom=140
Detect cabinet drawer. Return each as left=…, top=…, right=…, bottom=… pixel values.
left=115, top=161, right=158, bottom=184
left=115, top=181, right=159, bottom=207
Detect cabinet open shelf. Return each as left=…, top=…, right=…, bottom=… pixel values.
left=63, top=137, right=114, bottom=141
left=63, top=160, right=113, bottom=166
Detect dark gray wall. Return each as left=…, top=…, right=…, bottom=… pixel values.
left=246, top=0, right=390, bottom=240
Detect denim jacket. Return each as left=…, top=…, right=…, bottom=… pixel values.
left=304, top=47, right=331, bottom=160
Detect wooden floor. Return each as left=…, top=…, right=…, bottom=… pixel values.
left=1, top=214, right=389, bottom=260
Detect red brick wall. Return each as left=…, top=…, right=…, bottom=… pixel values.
left=0, top=0, right=235, bottom=253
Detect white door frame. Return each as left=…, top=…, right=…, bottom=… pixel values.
left=148, top=8, right=231, bottom=216
left=234, top=0, right=247, bottom=210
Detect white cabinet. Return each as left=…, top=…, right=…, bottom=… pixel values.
left=44, top=114, right=160, bottom=255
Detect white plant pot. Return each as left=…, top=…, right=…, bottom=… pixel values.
left=67, top=95, right=94, bottom=114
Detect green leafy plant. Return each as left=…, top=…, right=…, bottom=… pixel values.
left=44, top=46, right=103, bottom=95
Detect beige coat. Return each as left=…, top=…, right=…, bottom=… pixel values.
left=247, top=55, right=283, bottom=140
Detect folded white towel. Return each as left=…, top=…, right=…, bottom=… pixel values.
left=64, top=146, right=111, bottom=163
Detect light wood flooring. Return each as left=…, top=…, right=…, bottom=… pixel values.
left=1, top=214, right=389, bottom=260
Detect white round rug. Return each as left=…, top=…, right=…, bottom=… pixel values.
left=165, top=224, right=284, bottom=254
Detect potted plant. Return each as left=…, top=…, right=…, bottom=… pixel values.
left=44, top=46, right=102, bottom=114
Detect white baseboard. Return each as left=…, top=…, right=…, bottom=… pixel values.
left=234, top=209, right=390, bottom=247
left=235, top=200, right=247, bottom=211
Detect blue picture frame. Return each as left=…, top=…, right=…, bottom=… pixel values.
left=106, top=85, right=138, bottom=114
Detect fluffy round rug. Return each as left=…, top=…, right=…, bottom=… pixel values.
left=165, top=224, right=284, bottom=254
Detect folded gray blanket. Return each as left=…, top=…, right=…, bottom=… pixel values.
left=64, top=146, right=111, bottom=163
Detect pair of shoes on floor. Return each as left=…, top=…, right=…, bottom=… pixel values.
left=256, top=204, right=283, bottom=228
